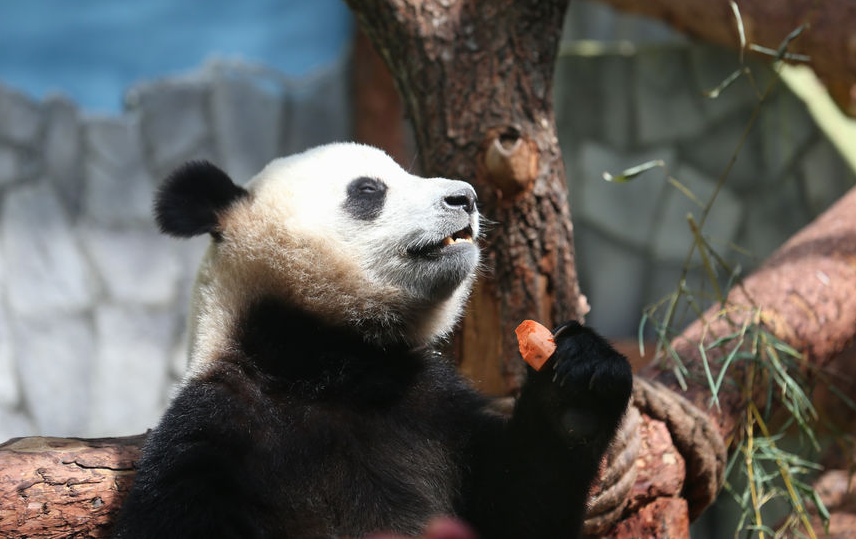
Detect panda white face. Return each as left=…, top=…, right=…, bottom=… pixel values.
left=157, top=143, right=482, bottom=370
left=246, top=143, right=481, bottom=303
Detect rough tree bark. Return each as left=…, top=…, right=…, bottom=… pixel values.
left=346, top=0, right=585, bottom=397
left=0, top=435, right=144, bottom=537
left=593, top=0, right=856, bottom=117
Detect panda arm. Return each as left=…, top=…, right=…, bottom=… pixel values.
left=461, top=322, right=632, bottom=539
left=112, top=377, right=279, bottom=539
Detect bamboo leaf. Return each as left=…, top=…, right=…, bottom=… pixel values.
left=811, top=488, right=830, bottom=522
left=699, top=336, right=720, bottom=410
left=637, top=312, right=649, bottom=357
left=602, top=159, right=665, bottom=182
left=829, top=384, right=856, bottom=414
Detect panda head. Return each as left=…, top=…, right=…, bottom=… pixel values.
left=156, top=143, right=481, bottom=369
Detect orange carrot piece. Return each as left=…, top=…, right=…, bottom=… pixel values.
left=515, top=320, right=556, bottom=371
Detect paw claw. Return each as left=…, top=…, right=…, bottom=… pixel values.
left=551, top=320, right=581, bottom=339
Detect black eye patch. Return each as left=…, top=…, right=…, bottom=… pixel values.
left=343, top=176, right=387, bottom=221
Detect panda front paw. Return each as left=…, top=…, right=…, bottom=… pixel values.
left=541, top=321, right=633, bottom=430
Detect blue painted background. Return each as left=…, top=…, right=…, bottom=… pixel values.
left=0, top=0, right=353, bottom=112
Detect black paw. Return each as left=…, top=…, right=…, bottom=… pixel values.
left=543, top=321, right=632, bottom=417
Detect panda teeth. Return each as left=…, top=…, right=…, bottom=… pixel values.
left=442, top=227, right=474, bottom=246
left=441, top=236, right=471, bottom=246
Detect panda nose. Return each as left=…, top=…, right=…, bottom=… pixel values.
left=444, top=188, right=477, bottom=214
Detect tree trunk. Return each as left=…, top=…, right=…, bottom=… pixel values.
left=346, top=0, right=586, bottom=397
left=593, top=0, right=856, bottom=117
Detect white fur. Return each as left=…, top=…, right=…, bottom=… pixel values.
left=185, top=143, right=480, bottom=377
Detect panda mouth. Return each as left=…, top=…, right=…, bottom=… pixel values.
left=409, top=225, right=475, bottom=257
left=441, top=226, right=474, bottom=246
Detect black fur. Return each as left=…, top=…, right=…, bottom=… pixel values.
left=343, top=176, right=387, bottom=221
left=154, top=161, right=249, bottom=238
left=112, top=298, right=632, bottom=539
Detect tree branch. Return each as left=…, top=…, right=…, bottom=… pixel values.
left=594, top=0, right=856, bottom=116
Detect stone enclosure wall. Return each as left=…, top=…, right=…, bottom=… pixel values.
left=556, top=46, right=855, bottom=337
left=0, top=60, right=349, bottom=440
left=558, top=0, right=856, bottom=337
left=0, top=5, right=853, bottom=441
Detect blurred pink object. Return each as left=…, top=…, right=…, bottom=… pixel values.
left=364, top=516, right=478, bottom=539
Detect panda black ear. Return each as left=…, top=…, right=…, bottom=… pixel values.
left=154, top=161, right=249, bottom=238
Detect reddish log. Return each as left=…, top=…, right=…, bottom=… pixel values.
left=624, top=414, right=685, bottom=515
left=0, top=435, right=144, bottom=538
left=809, top=514, right=856, bottom=539
left=609, top=498, right=690, bottom=538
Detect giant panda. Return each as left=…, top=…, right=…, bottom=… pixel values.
left=112, top=143, right=633, bottom=539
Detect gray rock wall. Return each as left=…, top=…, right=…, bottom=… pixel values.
left=557, top=1, right=856, bottom=338
left=0, top=59, right=349, bottom=439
